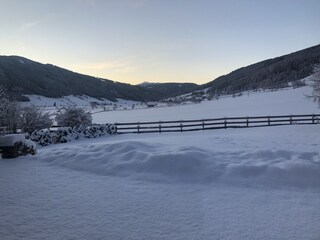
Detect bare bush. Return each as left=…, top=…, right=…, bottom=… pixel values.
left=55, top=107, right=92, bottom=127
left=310, top=66, right=320, bottom=107
left=19, top=105, right=53, bottom=134
left=0, top=85, right=6, bottom=99
left=0, top=98, right=21, bottom=133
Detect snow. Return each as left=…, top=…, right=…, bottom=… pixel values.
left=23, top=139, right=36, bottom=150
left=32, top=125, right=320, bottom=189
left=93, top=86, right=318, bottom=124
left=1, top=160, right=319, bottom=240
left=21, top=95, right=145, bottom=117
left=21, top=95, right=143, bottom=111
left=0, top=134, right=26, bottom=147
left=1, top=85, right=320, bottom=239
left=22, top=94, right=115, bottom=107
left=1, top=125, right=320, bottom=239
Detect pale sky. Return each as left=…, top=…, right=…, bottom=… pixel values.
left=1, top=0, right=320, bottom=84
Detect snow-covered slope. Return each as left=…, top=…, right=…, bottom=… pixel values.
left=21, top=94, right=139, bottom=107
left=93, top=85, right=318, bottom=123
left=21, top=94, right=143, bottom=113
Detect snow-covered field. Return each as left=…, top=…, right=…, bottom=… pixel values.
left=93, top=86, right=318, bottom=123
left=1, top=85, right=320, bottom=240
left=22, top=94, right=112, bottom=107
left=21, top=94, right=144, bottom=115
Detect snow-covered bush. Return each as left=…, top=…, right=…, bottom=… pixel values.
left=30, top=124, right=117, bottom=146
left=55, top=107, right=92, bottom=128
left=30, top=129, right=53, bottom=146
left=0, top=134, right=36, bottom=158
left=56, top=127, right=73, bottom=143
left=19, top=105, right=53, bottom=134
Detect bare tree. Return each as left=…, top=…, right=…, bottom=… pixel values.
left=55, top=107, right=92, bottom=127
left=0, top=98, right=21, bottom=133
left=0, top=85, right=6, bottom=99
left=19, top=105, right=53, bottom=133
left=310, top=66, right=320, bottom=107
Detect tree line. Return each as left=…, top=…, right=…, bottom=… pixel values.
left=204, top=44, right=320, bottom=96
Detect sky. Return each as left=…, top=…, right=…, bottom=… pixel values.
left=1, top=0, right=320, bottom=85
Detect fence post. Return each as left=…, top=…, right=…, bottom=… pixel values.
left=246, top=117, right=249, bottom=127
left=224, top=118, right=227, bottom=129
left=268, top=116, right=270, bottom=126
left=180, top=121, right=183, bottom=133
left=202, top=121, right=205, bottom=131
left=159, top=122, right=162, bottom=133
left=312, top=114, right=315, bottom=124
left=137, top=123, right=140, bottom=134
left=290, top=115, right=292, bottom=125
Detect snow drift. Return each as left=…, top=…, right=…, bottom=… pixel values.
left=37, top=140, right=320, bottom=189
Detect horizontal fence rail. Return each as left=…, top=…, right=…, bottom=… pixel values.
left=114, top=114, right=320, bottom=134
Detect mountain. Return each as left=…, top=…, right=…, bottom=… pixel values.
left=1, top=44, right=320, bottom=102
left=202, top=44, right=320, bottom=95
left=0, top=56, right=197, bottom=102
left=137, top=82, right=198, bottom=100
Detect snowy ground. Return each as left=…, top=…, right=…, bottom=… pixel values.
left=93, top=86, right=318, bottom=123
left=21, top=94, right=145, bottom=115
left=1, top=126, right=320, bottom=240
left=1, top=85, right=320, bottom=240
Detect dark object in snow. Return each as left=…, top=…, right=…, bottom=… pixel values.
left=0, top=134, right=37, bottom=158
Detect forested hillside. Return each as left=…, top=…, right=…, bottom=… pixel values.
left=203, top=44, right=320, bottom=95
left=1, top=44, right=320, bottom=102
left=0, top=56, right=197, bottom=101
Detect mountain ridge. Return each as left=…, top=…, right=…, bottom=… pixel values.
left=1, top=44, right=320, bottom=102
left=0, top=56, right=197, bottom=101
left=201, top=44, right=320, bottom=96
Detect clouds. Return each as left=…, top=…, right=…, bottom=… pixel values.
left=72, top=57, right=139, bottom=75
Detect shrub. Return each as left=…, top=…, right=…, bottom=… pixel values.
left=0, top=98, right=20, bottom=133
left=310, top=66, right=320, bottom=107
left=30, top=124, right=117, bottom=146
left=19, top=105, right=53, bottom=134
left=55, top=107, right=92, bottom=127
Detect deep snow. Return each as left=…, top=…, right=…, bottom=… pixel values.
left=34, top=125, right=320, bottom=189
left=1, top=156, right=319, bottom=240
left=1, top=85, right=320, bottom=240
left=1, top=125, right=320, bottom=240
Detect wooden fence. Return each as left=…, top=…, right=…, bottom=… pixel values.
left=114, top=114, right=320, bottom=134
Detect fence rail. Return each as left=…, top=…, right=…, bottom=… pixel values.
left=114, top=114, right=320, bottom=134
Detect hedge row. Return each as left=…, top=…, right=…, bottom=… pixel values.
left=27, top=124, right=117, bottom=146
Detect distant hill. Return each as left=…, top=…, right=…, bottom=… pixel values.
left=1, top=44, right=320, bottom=102
left=0, top=56, right=197, bottom=101
left=137, top=82, right=198, bottom=100
left=202, top=44, right=320, bottom=95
